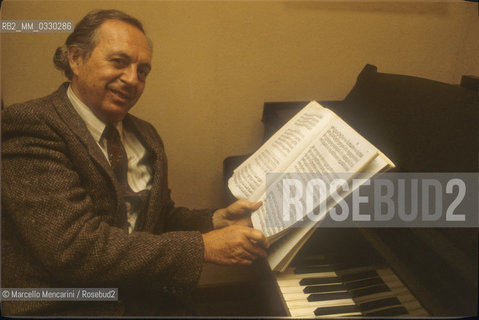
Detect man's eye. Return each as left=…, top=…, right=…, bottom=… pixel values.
left=138, top=69, right=150, bottom=80
left=111, top=59, right=128, bottom=67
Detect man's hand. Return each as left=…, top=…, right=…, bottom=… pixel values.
left=202, top=225, right=270, bottom=265
left=212, top=200, right=262, bottom=229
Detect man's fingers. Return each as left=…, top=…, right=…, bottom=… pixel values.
left=234, top=217, right=253, bottom=227
left=229, top=200, right=263, bottom=216
left=242, top=239, right=268, bottom=259
left=241, top=228, right=270, bottom=249
left=203, top=226, right=270, bottom=266
left=235, top=247, right=256, bottom=262
left=246, top=200, right=263, bottom=211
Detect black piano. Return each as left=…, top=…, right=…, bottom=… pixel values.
left=194, top=65, right=478, bottom=317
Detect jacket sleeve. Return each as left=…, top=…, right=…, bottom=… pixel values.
left=163, top=198, right=216, bottom=233
left=1, top=104, right=204, bottom=293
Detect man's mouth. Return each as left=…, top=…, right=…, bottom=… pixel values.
left=110, top=88, right=130, bottom=101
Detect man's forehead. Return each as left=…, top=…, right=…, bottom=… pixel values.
left=95, top=20, right=151, bottom=59
left=96, top=20, right=148, bottom=45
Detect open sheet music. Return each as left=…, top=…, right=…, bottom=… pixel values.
left=228, top=101, right=395, bottom=271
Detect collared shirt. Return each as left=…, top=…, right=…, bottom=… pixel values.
left=67, top=84, right=152, bottom=233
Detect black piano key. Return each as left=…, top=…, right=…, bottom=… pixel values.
left=299, top=276, right=341, bottom=286
left=294, top=265, right=335, bottom=274
left=366, top=306, right=408, bottom=316
left=340, top=270, right=379, bottom=282
left=303, top=284, right=347, bottom=294
left=307, top=291, right=353, bottom=302
left=358, top=297, right=402, bottom=312
left=351, top=284, right=391, bottom=298
left=314, top=305, right=361, bottom=316
left=344, top=277, right=385, bottom=290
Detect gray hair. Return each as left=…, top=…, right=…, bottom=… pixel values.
left=53, top=9, right=152, bottom=80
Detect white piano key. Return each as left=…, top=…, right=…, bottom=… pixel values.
left=285, top=297, right=356, bottom=309
left=291, top=307, right=361, bottom=318
left=282, top=289, right=351, bottom=302
left=276, top=271, right=338, bottom=281
left=279, top=282, right=346, bottom=294
left=287, top=306, right=319, bottom=317
left=315, top=311, right=363, bottom=318
left=282, top=286, right=347, bottom=295
left=281, top=292, right=312, bottom=302
left=277, top=278, right=339, bottom=290
left=277, top=285, right=306, bottom=294
left=288, top=299, right=359, bottom=317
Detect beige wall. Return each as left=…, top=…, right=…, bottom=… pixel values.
left=2, top=0, right=478, bottom=210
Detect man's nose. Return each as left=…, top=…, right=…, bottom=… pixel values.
left=120, top=65, right=139, bottom=86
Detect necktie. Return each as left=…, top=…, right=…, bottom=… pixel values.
left=104, top=124, right=130, bottom=193
left=103, top=124, right=149, bottom=231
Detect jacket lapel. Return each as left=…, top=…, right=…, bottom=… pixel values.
left=51, top=83, right=128, bottom=229
left=123, top=115, right=165, bottom=232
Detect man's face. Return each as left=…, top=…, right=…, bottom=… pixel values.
left=70, top=19, right=152, bottom=123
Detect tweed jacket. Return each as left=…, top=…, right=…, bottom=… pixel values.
left=1, top=83, right=215, bottom=316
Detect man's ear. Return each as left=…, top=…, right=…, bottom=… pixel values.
left=68, top=47, right=82, bottom=76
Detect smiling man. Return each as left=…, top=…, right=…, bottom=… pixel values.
left=68, top=19, right=151, bottom=123
left=1, top=9, right=268, bottom=317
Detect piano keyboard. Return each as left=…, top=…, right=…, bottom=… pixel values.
left=276, top=262, right=429, bottom=318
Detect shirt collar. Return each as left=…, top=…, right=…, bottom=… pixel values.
left=67, top=84, right=123, bottom=142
